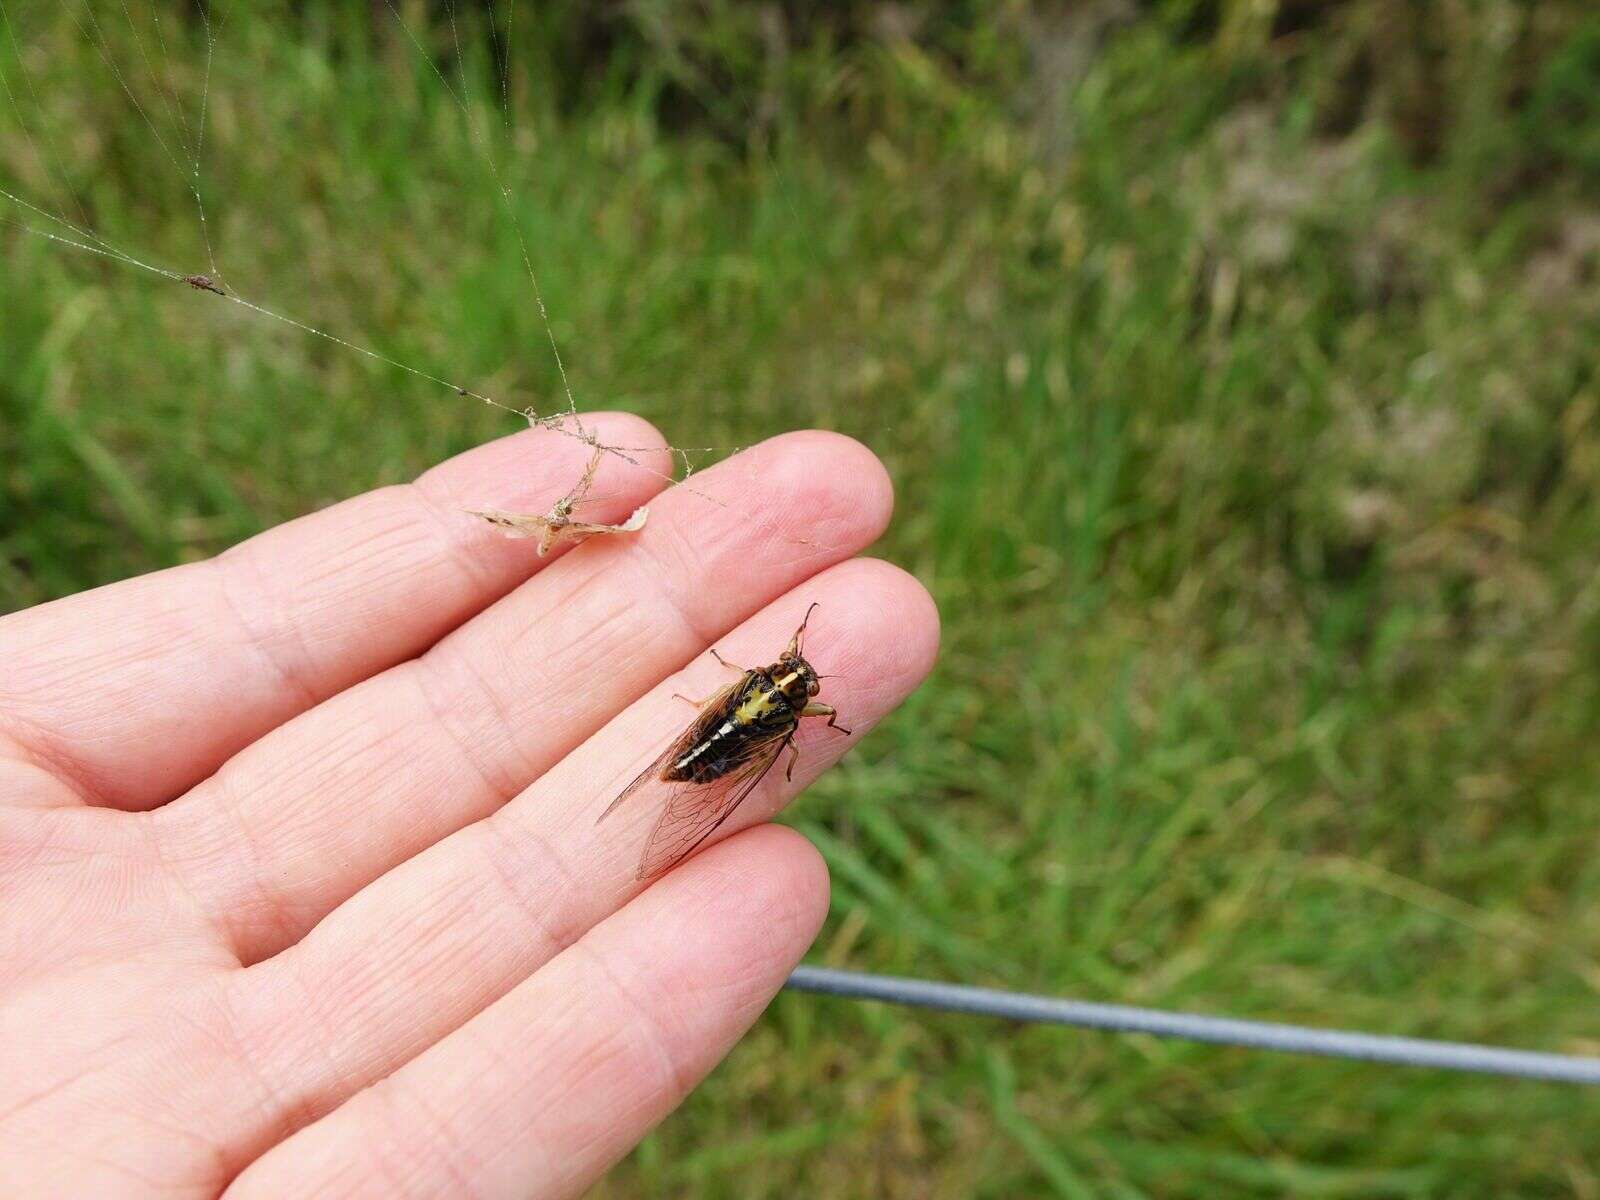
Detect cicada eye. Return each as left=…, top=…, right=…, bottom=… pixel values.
left=808, top=677, right=821, bottom=696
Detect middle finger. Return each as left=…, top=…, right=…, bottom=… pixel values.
left=156, top=431, right=892, bottom=964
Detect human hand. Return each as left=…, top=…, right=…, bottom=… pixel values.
left=0, top=416, right=938, bottom=1197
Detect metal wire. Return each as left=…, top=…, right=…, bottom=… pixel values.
left=785, top=966, right=1600, bottom=1085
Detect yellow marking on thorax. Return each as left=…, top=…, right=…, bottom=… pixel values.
left=774, top=666, right=807, bottom=691
left=734, top=667, right=804, bottom=724
left=734, top=686, right=785, bottom=724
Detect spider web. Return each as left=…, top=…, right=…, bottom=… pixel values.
left=0, top=0, right=799, bottom=535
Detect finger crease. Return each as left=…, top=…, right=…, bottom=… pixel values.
left=405, top=656, right=527, bottom=810
left=570, top=938, right=696, bottom=1100
left=0, top=719, right=106, bottom=806
left=477, top=815, right=584, bottom=962
left=140, top=814, right=242, bottom=964
left=209, top=551, right=321, bottom=713
left=206, top=980, right=314, bottom=1181
left=277, top=949, right=368, bottom=1129
left=372, top=1072, right=486, bottom=1200
left=627, top=529, right=728, bottom=652
left=211, top=769, right=303, bottom=958
left=406, top=477, right=502, bottom=597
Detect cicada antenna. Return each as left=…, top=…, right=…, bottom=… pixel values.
left=788, top=602, right=821, bottom=658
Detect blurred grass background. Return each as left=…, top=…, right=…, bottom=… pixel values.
left=5, top=0, right=1600, bottom=1194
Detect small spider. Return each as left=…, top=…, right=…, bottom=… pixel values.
left=182, top=274, right=225, bottom=296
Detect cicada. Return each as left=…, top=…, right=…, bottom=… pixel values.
left=467, top=445, right=648, bottom=556
left=599, top=604, right=850, bottom=879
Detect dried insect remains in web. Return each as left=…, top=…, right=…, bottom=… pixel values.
left=0, top=1, right=853, bottom=558
left=465, top=444, right=648, bottom=555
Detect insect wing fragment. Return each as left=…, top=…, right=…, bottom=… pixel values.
left=464, top=508, right=551, bottom=539
left=563, top=505, right=649, bottom=537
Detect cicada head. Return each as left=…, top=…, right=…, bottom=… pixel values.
left=776, top=603, right=824, bottom=703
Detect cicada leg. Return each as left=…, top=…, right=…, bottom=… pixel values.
left=709, top=647, right=748, bottom=672
left=802, top=701, right=851, bottom=737
left=673, top=647, right=750, bottom=707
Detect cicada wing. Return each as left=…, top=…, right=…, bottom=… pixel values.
left=595, top=731, right=693, bottom=826
left=595, top=673, right=750, bottom=826
left=634, top=728, right=792, bottom=880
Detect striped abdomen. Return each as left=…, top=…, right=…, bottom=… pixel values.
left=666, top=670, right=797, bottom=784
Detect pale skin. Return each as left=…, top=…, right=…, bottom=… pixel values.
left=0, top=415, right=939, bottom=1198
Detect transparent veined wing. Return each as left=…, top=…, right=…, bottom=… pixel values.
left=633, top=727, right=793, bottom=879
left=595, top=672, right=754, bottom=826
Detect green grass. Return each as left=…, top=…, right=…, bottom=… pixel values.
left=6, top=2, right=1600, bottom=1194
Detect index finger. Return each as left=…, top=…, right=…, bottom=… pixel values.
left=0, top=413, right=669, bottom=809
